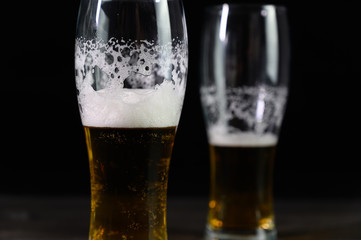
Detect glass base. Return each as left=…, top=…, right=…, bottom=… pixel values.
left=205, top=228, right=277, bottom=240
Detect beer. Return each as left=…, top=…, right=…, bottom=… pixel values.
left=206, top=134, right=277, bottom=237
left=77, top=85, right=184, bottom=240
left=200, top=4, right=289, bottom=239
left=84, top=126, right=176, bottom=240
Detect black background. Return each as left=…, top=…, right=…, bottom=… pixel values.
left=2, top=0, right=360, bottom=198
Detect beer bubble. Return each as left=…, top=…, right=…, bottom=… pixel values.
left=209, top=200, right=217, bottom=209
left=104, top=53, right=114, bottom=65
left=121, top=47, right=130, bottom=58
left=128, top=51, right=139, bottom=65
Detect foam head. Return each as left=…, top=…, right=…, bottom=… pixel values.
left=75, top=37, right=187, bottom=128
left=208, top=125, right=278, bottom=147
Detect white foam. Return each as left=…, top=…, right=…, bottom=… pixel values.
left=200, top=85, right=287, bottom=145
left=208, top=126, right=278, bottom=147
left=78, top=81, right=184, bottom=128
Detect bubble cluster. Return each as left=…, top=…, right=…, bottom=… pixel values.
left=75, top=37, right=188, bottom=128
left=201, top=85, right=288, bottom=146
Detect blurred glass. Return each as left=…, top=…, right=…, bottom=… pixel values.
left=200, top=4, right=290, bottom=240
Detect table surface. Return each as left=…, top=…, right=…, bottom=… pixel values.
left=0, top=196, right=360, bottom=240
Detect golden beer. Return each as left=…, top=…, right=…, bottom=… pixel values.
left=207, top=143, right=276, bottom=235
left=84, top=126, right=176, bottom=240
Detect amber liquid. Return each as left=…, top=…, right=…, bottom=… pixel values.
left=84, top=126, right=176, bottom=240
left=208, top=144, right=276, bottom=235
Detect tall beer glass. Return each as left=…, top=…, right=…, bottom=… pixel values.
left=74, top=0, right=188, bottom=239
left=200, top=4, right=290, bottom=240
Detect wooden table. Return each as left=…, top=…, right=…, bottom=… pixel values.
left=0, top=196, right=360, bottom=239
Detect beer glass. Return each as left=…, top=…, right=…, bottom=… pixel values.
left=74, top=0, right=188, bottom=239
left=200, top=4, right=290, bottom=240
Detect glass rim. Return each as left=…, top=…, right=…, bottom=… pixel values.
left=204, top=3, right=287, bottom=14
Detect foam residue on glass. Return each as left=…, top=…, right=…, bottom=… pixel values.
left=75, top=37, right=188, bottom=128
left=200, top=85, right=288, bottom=146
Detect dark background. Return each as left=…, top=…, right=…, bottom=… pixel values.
left=2, top=0, right=360, bottom=198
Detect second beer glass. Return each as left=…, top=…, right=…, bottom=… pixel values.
left=75, top=0, right=188, bottom=239
left=200, top=4, right=290, bottom=240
